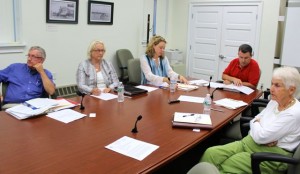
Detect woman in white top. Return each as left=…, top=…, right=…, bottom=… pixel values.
left=140, top=35, right=188, bottom=86
left=199, top=66, right=300, bottom=174
left=76, top=40, right=119, bottom=95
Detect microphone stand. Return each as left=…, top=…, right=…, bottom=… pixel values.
left=132, top=115, right=143, bottom=133
left=76, top=91, right=86, bottom=110
left=211, top=87, right=223, bottom=100
left=207, top=76, right=212, bottom=88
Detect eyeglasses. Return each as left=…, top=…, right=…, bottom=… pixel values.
left=26, top=54, right=43, bottom=60
left=93, top=49, right=105, bottom=53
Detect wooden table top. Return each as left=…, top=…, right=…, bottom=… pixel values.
left=0, top=86, right=262, bottom=174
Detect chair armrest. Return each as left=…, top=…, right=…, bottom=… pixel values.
left=250, top=100, right=269, bottom=116
left=251, top=152, right=299, bottom=174
left=240, top=117, right=252, bottom=138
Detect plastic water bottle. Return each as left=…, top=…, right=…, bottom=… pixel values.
left=203, top=94, right=211, bottom=115
left=117, top=82, right=124, bottom=102
left=169, top=76, right=177, bottom=93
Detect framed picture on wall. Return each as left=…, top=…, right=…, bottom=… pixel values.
left=88, top=1, right=114, bottom=25
left=46, top=0, right=79, bottom=24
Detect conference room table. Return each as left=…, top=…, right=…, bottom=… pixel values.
left=0, top=85, right=262, bottom=174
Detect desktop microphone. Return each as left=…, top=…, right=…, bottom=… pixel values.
left=131, top=115, right=143, bottom=133
left=210, top=87, right=223, bottom=100
left=76, top=91, right=86, bottom=110
left=207, top=76, right=212, bottom=88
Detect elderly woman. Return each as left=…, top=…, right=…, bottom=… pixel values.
left=140, top=35, right=188, bottom=86
left=76, top=40, right=119, bottom=95
left=198, top=66, right=300, bottom=174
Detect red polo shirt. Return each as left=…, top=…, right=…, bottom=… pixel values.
left=223, top=58, right=260, bottom=87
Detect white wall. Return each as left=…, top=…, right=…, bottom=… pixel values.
left=0, top=0, right=281, bottom=90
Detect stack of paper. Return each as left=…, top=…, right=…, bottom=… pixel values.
left=172, top=112, right=213, bottom=129
left=6, top=98, right=60, bottom=120
left=209, top=82, right=254, bottom=95
left=214, top=98, right=248, bottom=109
left=177, top=83, right=199, bottom=91
left=5, top=98, right=78, bottom=120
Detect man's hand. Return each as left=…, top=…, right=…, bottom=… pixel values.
left=33, top=63, right=44, bottom=73
left=91, top=88, right=101, bottom=96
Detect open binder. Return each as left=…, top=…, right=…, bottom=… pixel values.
left=172, top=112, right=214, bottom=129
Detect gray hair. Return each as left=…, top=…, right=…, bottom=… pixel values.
left=273, top=66, right=300, bottom=96
left=87, top=40, right=106, bottom=59
left=29, top=46, right=46, bottom=60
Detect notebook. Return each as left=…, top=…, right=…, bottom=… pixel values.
left=114, top=85, right=148, bottom=96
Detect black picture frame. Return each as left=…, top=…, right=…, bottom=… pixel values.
left=88, top=1, right=114, bottom=25
left=46, top=0, right=79, bottom=24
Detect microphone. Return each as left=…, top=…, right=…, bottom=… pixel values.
left=210, top=87, right=223, bottom=100
left=131, top=115, right=143, bottom=133
left=207, top=76, right=212, bottom=88
left=76, top=91, right=86, bottom=110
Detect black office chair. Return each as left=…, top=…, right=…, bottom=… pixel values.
left=116, top=49, right=134, bottom=83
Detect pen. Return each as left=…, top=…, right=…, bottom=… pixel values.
left=183, top=113, right=195, bottom=117
left=211, top=108, right=224, bottom=112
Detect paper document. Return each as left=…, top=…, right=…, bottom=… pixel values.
left=214, top=98, right=248, bottom=109
left=47, top=109, right=86, bottom=123
left=178, top=95, right=204, bottom=103
left=105, top=136, right=159, bottom=161
left=177, top=83, right=199, bottom=91
left=189, top=79, right=209, bottom=86
left=174, top=112, right=212, bottom=125
left=91, top=93, right=118, bottom=100
left=136, top=85, right=158, bottom=92
left=25, top=98, right=59, bottom=109
left=208, top=82, right=254, bottom=95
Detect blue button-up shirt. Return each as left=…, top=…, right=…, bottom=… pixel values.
left=0, top=63, right=54, bottom=103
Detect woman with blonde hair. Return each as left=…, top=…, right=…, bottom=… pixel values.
left=76, top=40, right=119, bottom=95
left=140, top=35, right=188, bottom=86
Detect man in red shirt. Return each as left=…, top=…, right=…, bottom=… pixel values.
left=222, top=44, right=260, bottom=89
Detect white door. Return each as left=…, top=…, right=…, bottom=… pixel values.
left=188, top=4, right=259, bottom=81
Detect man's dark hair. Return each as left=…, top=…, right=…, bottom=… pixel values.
left=238, top=44, right=252, bottom=56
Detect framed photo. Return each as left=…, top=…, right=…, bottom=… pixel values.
left=46, top=0, right=79, bottom=24
left=88, top=1, right=114, bottom=25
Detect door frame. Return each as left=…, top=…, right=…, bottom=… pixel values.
left=186, top=0, right=263, bottom=78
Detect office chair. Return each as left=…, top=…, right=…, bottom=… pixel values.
left=127, top=58, right=141, bottom=85
left=116, top=49, right=134, bottom=83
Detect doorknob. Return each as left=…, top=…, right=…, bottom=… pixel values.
left=219, top=54, right=226, bottom=59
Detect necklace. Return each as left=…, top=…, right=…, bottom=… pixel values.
left=274, top=98, right=296, bottom=114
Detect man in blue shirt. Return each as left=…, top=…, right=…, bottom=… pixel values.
left=0, top=46, right=55, bottom=104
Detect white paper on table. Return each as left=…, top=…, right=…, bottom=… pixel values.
left=46, top=109, right=86, bottom=123
left=105, top=136, right=159, bottom=161
left=135, top=85, right=158, bottom=92
left=25, top=98, right=59, bottom=109
left=209, top=82, right=225, bottom=88
left=214, top=98, right=248, bottom=109
left=178, top=95, right=204, bottom=103
left=91, top=93, right=118, bottom=101
left=224, top=84, right=254, bottom=95
left=189, top=79, right=209, bottom=86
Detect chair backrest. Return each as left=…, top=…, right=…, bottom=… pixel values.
left=1, top=82, right=8, bottom=99
left=127, top=58, right=141, bottom=85
left=116, top=49, right=134, bottom=81
left=287, top=144, right=300, bottom=174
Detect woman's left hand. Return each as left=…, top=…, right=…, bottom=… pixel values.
left=266, top=141, right=278, bottom=147
left=103, top=88, right=111, bottom=93
left=179, top=75, right=188, bottom=84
